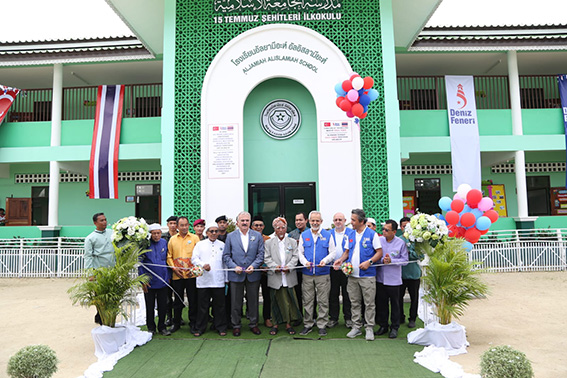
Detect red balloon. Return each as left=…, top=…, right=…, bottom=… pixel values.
left=342, top=80, right=353, bottom=92
left=460, top=213, right=476, bottom=228
left=457, top=226, right=466, bottom=238
left=352, top=103, right=364, bottom=117
left=484, top=210, right=499, bottom=223
left=465, top=228, right=481, bottom=244
left=466, top=189, right=483, bottom=208
left=363, top=76, right=374, bottom=89
left=359, top=112, right=367, bottom=119
left=480, top=228, right=489, bottom=235
left=451, top=199, right=465, bottom=213
left=350, top=74, right=360, bottom=80
left=336, top=96, right=345, bottom=108
left=445, top=211, right=459, bottom=225
left=339, top=99, right=352, bottom=112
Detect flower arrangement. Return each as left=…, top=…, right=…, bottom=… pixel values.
left=403, top=213, right=449, bottom=256
left=111, top=216, right=150, bottom=248
left=7, top=344, right=58, bottom=378
left=191, top=265, right=204, bottom=277
left=341, top=262, right=353, bottom=276
left=480, top=345, right=533, bottom=378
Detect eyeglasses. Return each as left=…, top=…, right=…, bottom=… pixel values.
left=382, top=228, right=392, bottom=232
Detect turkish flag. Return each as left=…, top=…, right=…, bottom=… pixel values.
left=0, top=87, right=20, bottom=124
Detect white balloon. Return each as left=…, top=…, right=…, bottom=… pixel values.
left=457, top=183, right=472, bottom=199
left=352, top=76, right=364, bottom=90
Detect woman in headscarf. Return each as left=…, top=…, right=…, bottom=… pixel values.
left=264, top=217, right=302, bottom=335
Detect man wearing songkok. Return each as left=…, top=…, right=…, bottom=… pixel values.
left=139, top=223, right=171, bottom=336
left=167, top=216, right=200, bottom=333
left=191, top=224, right=228, bottom=336
left=264, top=217, right=302, bottom=335
left=193, top=218, right=206, bottom=241
left=84, top=212, right=115, bottom=325
left=215, top=215, right=229, bottom=243
left=163, top=215, right=178, bottom=242
left=328, top=212, right=354, bottom=329
left=298, top=211, right=336, bottom=336
left=162, top=215, right=178, bottom=326
left=222, top=211, right=265, bottom=336
left=251, top=215, right=273, bottom=328
left=375, top=219, right=408, bottom=339
left=334, top=208, right=382, bottom=341
left=398, top=217, right=421, bottom=329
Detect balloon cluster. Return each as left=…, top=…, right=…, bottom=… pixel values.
left=437, top=184, right=499, bottom=251
left=334, top=73, right=379, bottom=119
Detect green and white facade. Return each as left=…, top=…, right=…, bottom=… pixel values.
left=0, top=0, right=565, bottom=238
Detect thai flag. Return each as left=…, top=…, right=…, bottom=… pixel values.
left=89, top=85, right=125, bottom=199
left=0, top=87, right=20, bottom=124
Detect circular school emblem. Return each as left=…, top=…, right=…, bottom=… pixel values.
left=260, top=99, right=301, bottom=140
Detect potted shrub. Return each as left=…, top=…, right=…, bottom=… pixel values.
left=481, top=345, right=534, bottom=378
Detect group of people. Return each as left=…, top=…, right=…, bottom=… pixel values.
left=84, top=209, right=422, bottom=341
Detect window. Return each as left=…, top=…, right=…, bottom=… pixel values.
left=414, top=178, right=441, bottom=214
left=527, top=176, right=550, bottom=216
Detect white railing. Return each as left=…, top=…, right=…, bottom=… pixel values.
left=1, top=230, right=566, bottom=276
left=0, top=237, right=85, bottom=278
left=471, top=228, right=567, bottom=272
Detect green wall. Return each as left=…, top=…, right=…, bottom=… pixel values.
left=0, top=118, right=161, bottom=148
left=243, top=78, right=318, bottom=202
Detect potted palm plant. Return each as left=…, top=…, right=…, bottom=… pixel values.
left=69, top=217, right=151, bottom=357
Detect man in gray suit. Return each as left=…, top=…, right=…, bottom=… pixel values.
left=222, top=211, right=265, bottom=336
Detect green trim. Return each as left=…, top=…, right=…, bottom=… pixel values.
left=160, top=0, right=176, bottom=223
left=380, top=0, right=403, bottom=219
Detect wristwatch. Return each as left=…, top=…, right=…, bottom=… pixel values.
left=368, top=259, right=373, bottom=265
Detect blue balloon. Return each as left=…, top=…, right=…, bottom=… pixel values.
left=334, top=83, right=346, bottom=96
left=438, top=196, right=452, bottom=212
left=471, top=208, right=483, bottom=219
left=368, top=88, right=379, bottom=101
left=358, top=89, right=365, bottom=95
left=462, top=241, right=473, bottom=252
left=460, top=205, right=471, bottom=215
left=363, top=104, right=368, bottom=113
left=476, top=216, right=491, bottom=231
left=359, top=94, right=371, bottom=106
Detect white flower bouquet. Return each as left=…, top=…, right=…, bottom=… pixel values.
left=403, top=213, right=448, bottom=255
left=111, top=216, right=150, bottom=248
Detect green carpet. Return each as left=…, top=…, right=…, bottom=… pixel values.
left=104, top=304, right=438, bottom=377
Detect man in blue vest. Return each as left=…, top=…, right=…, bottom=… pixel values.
left=328, top=212, right=354, bottom=328
left=334, top=208, right=382, bottom=341
left=298, top=210, right=336, bottom=336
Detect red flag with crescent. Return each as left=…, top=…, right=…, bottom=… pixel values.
left=0, top=87, right=21, bottom=124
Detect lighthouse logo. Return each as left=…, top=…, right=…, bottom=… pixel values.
left=456, top=84, right=467, bottom=109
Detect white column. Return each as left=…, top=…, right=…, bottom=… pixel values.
left=48, top=63, right=63, bottom=227
left=507, top=51, right=529, bottom=218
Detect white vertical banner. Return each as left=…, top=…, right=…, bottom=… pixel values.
left=445, top=75, right=481, bottom=191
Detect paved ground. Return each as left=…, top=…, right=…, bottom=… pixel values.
left=1, top=272, right=565, bottom=377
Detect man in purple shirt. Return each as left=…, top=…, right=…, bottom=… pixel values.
left=375, top=219, right=408, bottom=339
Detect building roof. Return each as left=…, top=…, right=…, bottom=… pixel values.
left=0, top=36, right=153, bottom=66
left=411, top=24, right=567, bottom=51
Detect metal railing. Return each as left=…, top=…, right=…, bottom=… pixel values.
left=7, top=83, right=162, bottom=122
left=1, top=229, right=566, bottom=277
left=397, top=75, right=561, bottom=110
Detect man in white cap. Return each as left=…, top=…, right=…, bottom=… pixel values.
left=139, top=223, right=171, bottom=336
left=366, top=218, right=377, bottom=232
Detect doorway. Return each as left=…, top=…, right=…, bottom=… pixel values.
left=248, top=182, right=316, bottom=234
left=135, top=184, right=161, bottom=224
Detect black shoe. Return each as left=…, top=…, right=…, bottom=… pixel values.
left=408, top=320, right=416, bottom=328
left=159, top=329, right=171, bottom=336
left=169, top=325, right=181, bottom=333
left=164, top=318, right=172, bottom=327
left=374, top=326, right=388, bottom=336
left=299, top=327, right=312, bottom=336
left=389, top=329, right=398, bottom=339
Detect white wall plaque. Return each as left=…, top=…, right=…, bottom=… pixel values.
left=209, top=124, right=239, bottom=179
left=320, top=120, right=353, bottom=142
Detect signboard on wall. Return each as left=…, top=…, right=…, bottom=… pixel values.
left=209, top=124, right=239, bottom=179
left=320, top=120, right=352, bottom=142
left=482, top=184, right=508, bottom=217
left=551, top=187, right=567, bottom=215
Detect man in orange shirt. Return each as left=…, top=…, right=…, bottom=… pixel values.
left=167, top=216, right=200, bottom=333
